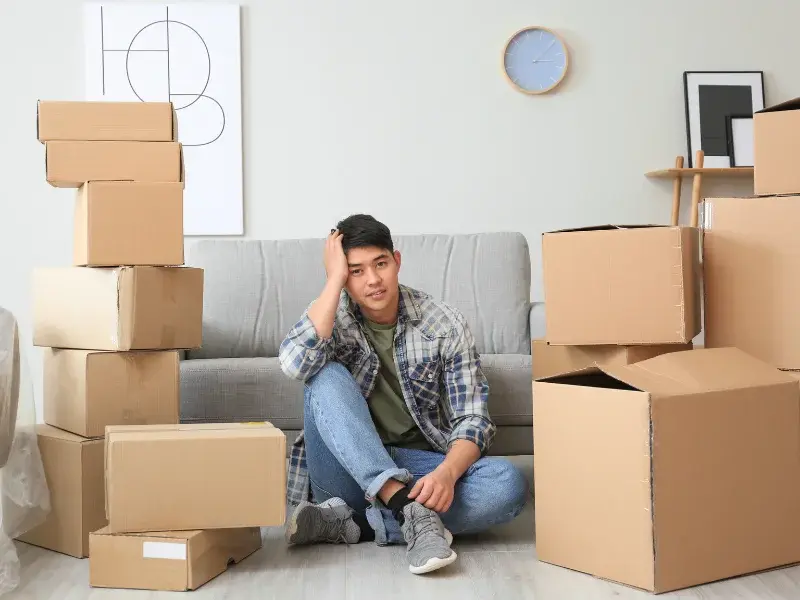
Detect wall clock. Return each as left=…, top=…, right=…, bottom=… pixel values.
left=503, top=26, right=569, bottom=94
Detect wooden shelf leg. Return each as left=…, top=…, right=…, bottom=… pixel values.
left=690, top=150, right=705, bottom=227
left=670, top=156, right=684, bottom=226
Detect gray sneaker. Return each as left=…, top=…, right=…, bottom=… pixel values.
left=286, top=497, right=361, bottom=546
left=400, top=502, right=458, bottom=574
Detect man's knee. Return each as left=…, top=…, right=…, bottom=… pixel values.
left=494, top=460, right=529, bottom=516
left=306, top=361, right=357, bottom=394
left=472, top=459, right=529, bottom=522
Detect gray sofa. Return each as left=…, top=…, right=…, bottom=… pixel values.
left=180, top=232, right=542, bottom=456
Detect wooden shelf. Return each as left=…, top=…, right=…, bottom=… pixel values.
left=646, top=167, right=753, bottom=178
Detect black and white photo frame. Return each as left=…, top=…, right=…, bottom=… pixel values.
left=683, top=71, right=765, bottom=168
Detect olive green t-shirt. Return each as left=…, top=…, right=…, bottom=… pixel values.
left=363, top=318, right=430, bottom=450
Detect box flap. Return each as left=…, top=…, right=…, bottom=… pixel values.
left=756, top=96, right=800, bottom=114
left=602, top=348, right=793, bottom=396
left=544, top=224, right=667, bottom=235
left=105, top=422, right=275, bottom=437
left=92, top=527, right=202, bottom=540
left=35, top=423, right=100, bottom=444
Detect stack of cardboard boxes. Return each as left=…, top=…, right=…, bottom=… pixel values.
left=19, top=101, right=287, bottom=592
left=532, top=153, right=800, bottom=592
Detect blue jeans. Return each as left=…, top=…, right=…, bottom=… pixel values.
left=303, top=362, right=529, bottom=545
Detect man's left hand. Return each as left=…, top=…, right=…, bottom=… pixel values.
left=408, top=466, right=456, bottom=513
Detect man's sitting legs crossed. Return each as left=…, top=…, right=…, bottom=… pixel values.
left=278, top=215, right=529, bottom=574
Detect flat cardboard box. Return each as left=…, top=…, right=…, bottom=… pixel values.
left=703, top=196, right=800, bottom=369
left=105, top=423, right=286, bottom=533
left=89, top=527, right=262, bottom=591
left=533, top=347, right=800, bottom=593
left=44, top=349, right=180, bottom=438
left=37, top=100, right=176, bottom=142
left=33, top=266, right=203, bottom=351
left=74, top=181, right=184, bottom=267
left=541, top=225, right=701, bottom=345
left=17, top=425, right=106, bottom=558
left=531, top=339, right=693, bottom=380
left=754, top=97, right=800, bottom=195
left=45, top=141, right=183, bottom=188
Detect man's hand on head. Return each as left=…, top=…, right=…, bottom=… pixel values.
left=325, top=229, right=349, bottom=290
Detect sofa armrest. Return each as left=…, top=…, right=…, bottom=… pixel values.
left=528, top=302, right=546, bottom=341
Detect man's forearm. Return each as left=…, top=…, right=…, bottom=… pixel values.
left=307, top=280, right=344, bottom=339
left=438, top=439, right=481, bottom=481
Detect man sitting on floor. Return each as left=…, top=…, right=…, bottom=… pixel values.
left=278, top=214, right=529, bottom=575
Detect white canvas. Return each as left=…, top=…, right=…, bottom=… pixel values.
left=731, top=117, right=755, bottom=167
left=84, top=3, right=243, bottom=236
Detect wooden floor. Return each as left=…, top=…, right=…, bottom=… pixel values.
left=7, top=457, right=800, bottom=599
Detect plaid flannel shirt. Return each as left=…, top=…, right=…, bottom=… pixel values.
left=278, top=284, right=495, bottom=506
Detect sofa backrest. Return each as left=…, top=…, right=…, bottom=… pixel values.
left=185, top=232, right=531, bottom=359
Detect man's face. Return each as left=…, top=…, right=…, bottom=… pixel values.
left=344, top=246, right=402, bottom=317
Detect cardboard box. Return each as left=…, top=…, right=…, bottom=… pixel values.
left=703, top=196, right=800, bottom=369
left=542, top=225, right=700, bottom=345
left=531, top=339, right=693, bottom=380
left=89, top=527, right=262, bottom=591
left=33, top=266, right=203, bottom=351
left=533, top=347, right=800, bottom=593
left=105, top=423, right=286, bottom=533
left=754, top=97, right=800, bottom=195
left=44, top=349, right=180, bottom=438
left=74, top=181, right=184, bottom=267
left=45, top=141, right=183, bottom=188
left=37, top=100, right=176, bottom=142
left=17, top=425, right=106, bottom=558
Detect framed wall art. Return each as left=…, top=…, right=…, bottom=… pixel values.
left=683, top=71, right=765, bottom=168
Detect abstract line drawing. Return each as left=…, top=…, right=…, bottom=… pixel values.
left=85, top=3, right=243, bottom=236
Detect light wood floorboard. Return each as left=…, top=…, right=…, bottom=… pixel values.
left=6, top=457, right=800, bottom=599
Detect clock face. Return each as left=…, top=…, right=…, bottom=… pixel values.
left=503, top=27, right=569, bottom=94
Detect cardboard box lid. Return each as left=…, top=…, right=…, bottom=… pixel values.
left=755, top=96, right=800, bottom=114
left=105, top=422, right=275, bottom=436
left=35, top=423, right=102, bottom=443
left=544, top=224, right=667, bottom=235
left=602, top=347, right=794, bottom=397
left=542, top=348, right=794, bottom=398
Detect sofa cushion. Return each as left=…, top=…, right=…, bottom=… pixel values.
left=185, top=232, right=532, bottom=359
left=180, top=353, right=532, bottom=431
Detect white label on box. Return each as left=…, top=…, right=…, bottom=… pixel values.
left=142, top=541, right=187, bottom=560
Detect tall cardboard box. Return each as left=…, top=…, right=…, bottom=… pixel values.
left=32, top=266, right=203, bottom=351
left=703, top=196, right=800, bottom=369
left=541, top=225, right=701, bottom=345
left=17, top=426, right=106, bottom=558
left=754, top=97, right=800, bottom=196
left=74, top=181, right=184, bottom=267
left=45, top=140, right=183, bottom=188
left=89, top=527, right=262, bottom=591
left=531, top=339, right=693, bottom=380
left=37, top=100, right=176, bottom=142
left=533, top=348, right=800, bottom=593
left=105, top=423, right=286, bottom=533
left=43, top=349, right=180, bottom=438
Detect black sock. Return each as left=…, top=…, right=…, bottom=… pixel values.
left=351, top=512, right=375, bottom=542
left=386, top=486, right=414, bottom=524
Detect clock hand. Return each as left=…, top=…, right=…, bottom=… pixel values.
left=531, top=39, right=556, bottom=64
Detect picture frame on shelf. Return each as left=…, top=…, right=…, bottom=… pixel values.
left=683, top=71, right=765, bottom=168
left=726, top=115, right=755, bottom=167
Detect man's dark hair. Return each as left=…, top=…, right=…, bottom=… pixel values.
left=335, top=214, right=394, bottom=254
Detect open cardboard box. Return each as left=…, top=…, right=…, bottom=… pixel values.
left=533, top=347, right=800, bottom=593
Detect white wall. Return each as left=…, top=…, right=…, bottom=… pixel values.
left=1, top=0, right=797, bottom=418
